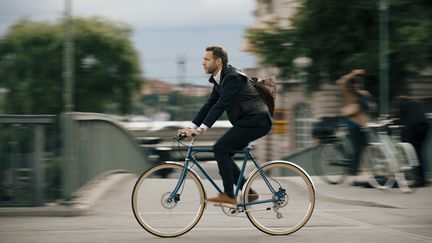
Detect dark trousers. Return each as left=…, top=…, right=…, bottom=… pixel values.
left=213, top=125, right=271, bottom=198
left=347, top=122, right=367, bottom=175
left=401, top=123, right=430, bottom=186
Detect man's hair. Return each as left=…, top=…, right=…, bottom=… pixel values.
left=348, top=75, right=364, bottom=90
left=205, top=46, right=228, bottom=66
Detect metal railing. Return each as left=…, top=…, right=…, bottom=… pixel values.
left=61, top=112, right=151, bottom=200
left=1, top=113, right=152, bottom=205
left=0, top=115, right=56, bottom=206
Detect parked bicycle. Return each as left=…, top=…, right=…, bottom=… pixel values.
left=361, top=118, right=419, bottom=193
left=131, top=134, right=316, bottom=237
left=313, top=116, right=419, bottom=193
left=312, top=116, right=352, bottom=184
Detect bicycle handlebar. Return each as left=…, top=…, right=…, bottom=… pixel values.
left=175, top=133, right=188, bottom=141
left=174, top=133, right=196, bottom=141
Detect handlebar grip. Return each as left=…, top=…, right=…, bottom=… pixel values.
left=175, top=132, right=197, bottom=141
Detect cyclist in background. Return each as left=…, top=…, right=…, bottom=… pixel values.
left=336, top=69, right=376, bottom=185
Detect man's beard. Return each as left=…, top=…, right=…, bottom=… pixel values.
left=205, top=63, right=218, bottom=74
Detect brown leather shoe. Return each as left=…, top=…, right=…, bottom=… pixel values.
left=206, top=193, right=237, bottom=207
left=248, top=189, right=259, bottom=203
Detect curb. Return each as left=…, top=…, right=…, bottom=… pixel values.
left=0, top=172, right=135, bottom=217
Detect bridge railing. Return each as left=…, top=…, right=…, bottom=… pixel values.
left=61, top=112, right=152, bottom=200
left=0, top=115, right=57, bottom=206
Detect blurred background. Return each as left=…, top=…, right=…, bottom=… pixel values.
left=0, top=0, right=431, bottom=206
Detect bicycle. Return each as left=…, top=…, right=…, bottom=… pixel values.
left=131, top=134, right=316, bottom=237
left=313, top=117, right=353, bottom=184
left=314, top=117, right=419, bottom=193
left=361, top=118, right=419, bottom=193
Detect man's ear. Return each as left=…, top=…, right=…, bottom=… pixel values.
left=215, top=57, right=222, bottom=66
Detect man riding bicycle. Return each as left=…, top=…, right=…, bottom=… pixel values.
left=178, top=45, right=272, bottom=207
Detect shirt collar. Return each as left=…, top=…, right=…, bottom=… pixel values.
left=212, top=68, right=222, bottom=85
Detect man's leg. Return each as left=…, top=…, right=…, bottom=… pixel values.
left=212, top=126, right=270, bottom=198
left=403, top=124, right=429, bottom=186
left=348, top=126, right=367, bottom=176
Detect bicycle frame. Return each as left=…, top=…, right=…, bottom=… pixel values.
left=366, top=120, right=418, bottom=172
left=168, top=137, right=277, bottom=208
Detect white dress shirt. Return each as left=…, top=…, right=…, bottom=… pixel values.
left=189, top=68, right=223, bottom=132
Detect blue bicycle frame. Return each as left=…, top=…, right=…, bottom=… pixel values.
left=168, top=138, right=280, bottom=208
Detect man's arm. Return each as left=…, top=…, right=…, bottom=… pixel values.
left=191, top=86, right=219, bottom=127
left=178, top=87, right=219, bottom=137
left=201, top=74, right=246, bottom=127
left=335, top=69, right=365, bottom=88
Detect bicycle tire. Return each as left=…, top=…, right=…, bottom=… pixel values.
left=395, top=143, right=419, bottom=193
left=315, top=142, right=348, bottom=184
left=243, top=160, right=315, bottom=235
left=131, top=162, right=206, bottom=237
left=361, top=144, right=396, bottom=189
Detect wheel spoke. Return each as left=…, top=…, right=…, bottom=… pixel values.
left=244, top=161, right=315, bottom=235
left=131, top=163, right=205, bottom=237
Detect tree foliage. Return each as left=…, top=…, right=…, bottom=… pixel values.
left=0, top=17, right=142, bottom=114
left=247, top=0, right=432, bottom=97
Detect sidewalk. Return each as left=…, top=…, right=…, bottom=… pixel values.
left=0, top=172, right=135, bottom=217
left=0, top=173, right=429, bottom=217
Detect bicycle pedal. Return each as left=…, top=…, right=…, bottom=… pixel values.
left=228, top=208, right=238, bottom=215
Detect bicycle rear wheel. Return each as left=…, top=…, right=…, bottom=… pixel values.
left=361, top=144, right=396, bottom=189
left=315, top=142, right=349, bottom=184
left=131, top=163, right=205, bottom=237
left=395, top=143, right=419, bottom=193
left=243, top=161, right=315, bottom=235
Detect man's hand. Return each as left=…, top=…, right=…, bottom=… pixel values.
left=186, top=128, right=204, bottom=138
left=350, top=69, right=365, bottom=76
left=177, top=128, right=204, bottom=138
left=177, top=128, right=190, bottom=136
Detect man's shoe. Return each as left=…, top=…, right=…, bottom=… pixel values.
left=248, top=189, right=259, bottom=203
left=206, top=193, right=237, bottom=207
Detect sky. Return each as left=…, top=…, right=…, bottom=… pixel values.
left=0, top=0, right=257, bottom=85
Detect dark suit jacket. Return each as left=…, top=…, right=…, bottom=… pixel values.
left=192, top=65, right=272, bottom=128
left=397, top=98, right=429, bottom=128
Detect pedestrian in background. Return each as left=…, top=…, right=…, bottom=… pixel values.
left=393, top=96, right=430, bottom=187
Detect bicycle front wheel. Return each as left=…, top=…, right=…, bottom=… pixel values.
left=243, top=161, right=316, bottom=235
left=131, top=162, right=206, bottom=237
left=361, top=145, right=396, bottom=189
left=315, top=142, right=348, bottom=184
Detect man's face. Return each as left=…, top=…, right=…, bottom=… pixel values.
left=203, top=51, right=221, bottom=75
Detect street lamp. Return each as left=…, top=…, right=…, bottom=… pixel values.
left=64, top=0, right=74, bottom=112
left=62, top=0, right=75, bottom=201
left=378, top=0, right=389, bottom=115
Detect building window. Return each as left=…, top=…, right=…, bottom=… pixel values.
left=294, top=103, right=315, bottom=150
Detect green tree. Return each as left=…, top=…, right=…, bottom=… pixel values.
left=0, top=17, right=142, bottom=114
left=247, top=0, right=432, bottom=98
